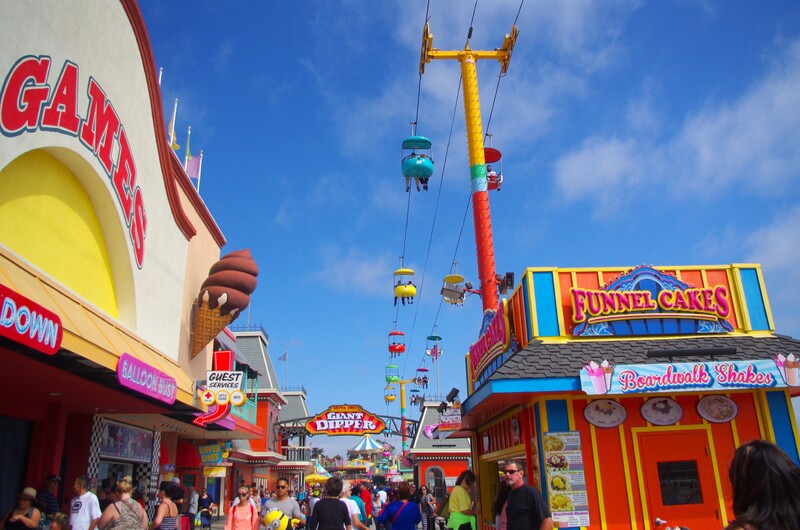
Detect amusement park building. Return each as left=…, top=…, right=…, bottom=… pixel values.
left=0, top=0, right=265, bottom=515
left=408, top=401, right=471, bottom=503
left=462, top=264, right=800, bottom=530
left=225, top=328, right=287, bottom=495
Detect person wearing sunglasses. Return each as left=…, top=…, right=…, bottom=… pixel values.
left=262, top=479, right=304, bottom=528
left=502, top=461, right=551, bottom=530
left=225, top=489, right=258, bottom=530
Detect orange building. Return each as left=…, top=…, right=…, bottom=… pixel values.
left=463, top=264, right=799, bottom=530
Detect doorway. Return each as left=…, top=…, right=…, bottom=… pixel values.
left=634, top=426, right=724, bottom=530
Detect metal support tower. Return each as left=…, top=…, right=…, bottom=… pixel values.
left=419, top=23, right=518, bottom=315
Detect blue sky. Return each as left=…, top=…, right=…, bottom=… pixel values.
left=140, top=1, right=800, bottom=455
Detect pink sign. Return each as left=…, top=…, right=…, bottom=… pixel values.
left=0, top=283, right=62, bottom=355
left=469, top=299, right=510, bottom=381
left=117, top=353, right=177, bottom=404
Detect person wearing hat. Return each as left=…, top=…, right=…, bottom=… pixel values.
left=38, top=476, right=61, bottom=516
left=2, top=487, right=42, bottom=530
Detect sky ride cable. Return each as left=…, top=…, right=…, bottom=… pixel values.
left=465, top=0, right=480, bottom=48
left=485, top=0, right=526, bottom=136
left=401, top=77, right=463, bottom=380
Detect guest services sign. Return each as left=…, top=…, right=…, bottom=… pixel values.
left=306, top=404, right=385, bottom=436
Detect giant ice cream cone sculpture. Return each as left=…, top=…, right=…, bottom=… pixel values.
left=191, top=249, right=259, bottom=358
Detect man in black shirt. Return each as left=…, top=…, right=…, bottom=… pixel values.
left=503, top=461, right=552, bottom=530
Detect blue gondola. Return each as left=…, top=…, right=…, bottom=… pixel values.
left=402, top=136, right=434, bottom=191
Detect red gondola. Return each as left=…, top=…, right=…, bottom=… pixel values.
left=484, top=146, right=504, bottom=191
left=388, top=330, right=406, bottom=358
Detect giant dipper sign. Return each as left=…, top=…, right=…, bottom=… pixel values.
left=306, top=405, right=385, bottom=436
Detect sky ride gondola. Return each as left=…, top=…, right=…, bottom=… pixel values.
left=426, top=335, right=443, bottom=359
left=401, top=135, right=434, bottom=192
left=441, top=273, right=466, bottom=305
left=393, top=268, right=416, bottom=306
left=385, top=364, right=400, bottom=383
left=388, top=330, right=406, bottom=358
left=484, top=145, right=503, bottom=191
left=415, top=366, right=429, bottom=389
left=384, top=385, right=397, bottom=404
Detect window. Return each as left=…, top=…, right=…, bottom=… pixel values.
left=656, top=460, right=703, bottom=506
left=426, top=467, right=446, bottom=500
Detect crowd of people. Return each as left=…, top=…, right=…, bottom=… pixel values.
left=5, top=442, right=798, bottom=530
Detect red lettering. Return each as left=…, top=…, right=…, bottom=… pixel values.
left=658, top=290, right=674, bottom=310
left=672, top=290, right=689, bottom=310
left=79, top=78, right=120, bottom=175
left=632, top=292, right=644, bottom=309
left=112, top=128, right=136, bottom=220
left=714, top=286, right=730, bottom=318
left=617, top=291, right=633, bottom=312
left=702, top=289, right=714, bottom=312
left=684, top=289, right=701, bottom=311
left=41, top=61, right=80, bottom=133
left=572, top=289, right=587, bottom=322
left=0, top=55, right=51, bottom=135
left=130, top=187, right=146, bottom=268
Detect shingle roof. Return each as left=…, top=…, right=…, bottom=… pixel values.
left=410, top=403, right=471, bottom=452
left=488, top=334, right=800, bottom=383
left=279, top=391, right=310, bottom=423
left=233, top=331, right=281, bottom=392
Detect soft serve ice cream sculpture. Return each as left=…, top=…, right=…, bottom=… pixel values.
left=191, top=249, right=259, bottom=358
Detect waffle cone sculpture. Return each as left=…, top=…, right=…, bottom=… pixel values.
left=191, top=249, right=259, bottom=358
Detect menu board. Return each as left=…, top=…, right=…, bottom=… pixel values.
left=542, top=431, right=590, bottom=528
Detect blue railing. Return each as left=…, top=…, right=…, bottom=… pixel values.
left=231, top=397, right=257, bottom=423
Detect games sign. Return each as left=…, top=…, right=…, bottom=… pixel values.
left=306, top=404, right=385, bottom=436
left=571, top=266, right=734, bottom=337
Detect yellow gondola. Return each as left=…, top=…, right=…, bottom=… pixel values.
left=384, top=385, right=397, bottom=404
left=393, top=268, right=417, bottom=305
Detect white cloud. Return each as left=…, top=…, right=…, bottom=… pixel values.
left=674, top=42, right=800, bottom=192
left=553, top=39, right=800, bottom=213
left=743, top=207, right=800, bottom=335
left=554, top=136, right=645, bottom=207
left=523, top=0, right=642, bottom=71
left=311, top=246, right=393, bottom=296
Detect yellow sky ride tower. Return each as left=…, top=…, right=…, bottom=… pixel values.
left=419, top=22, right=518, bottom=317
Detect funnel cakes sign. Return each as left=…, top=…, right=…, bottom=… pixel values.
left=306, top=405, right=385, bottom=436
left=570, top=266, right=733, bottom=337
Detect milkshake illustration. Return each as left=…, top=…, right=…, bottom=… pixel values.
left=584, top=360, right=607, bottom=394
left=601, top=359, right=614, bottom=391
left=775, top=354, right=787, bottom=384
left=786, top=354, right=799, bottom=386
